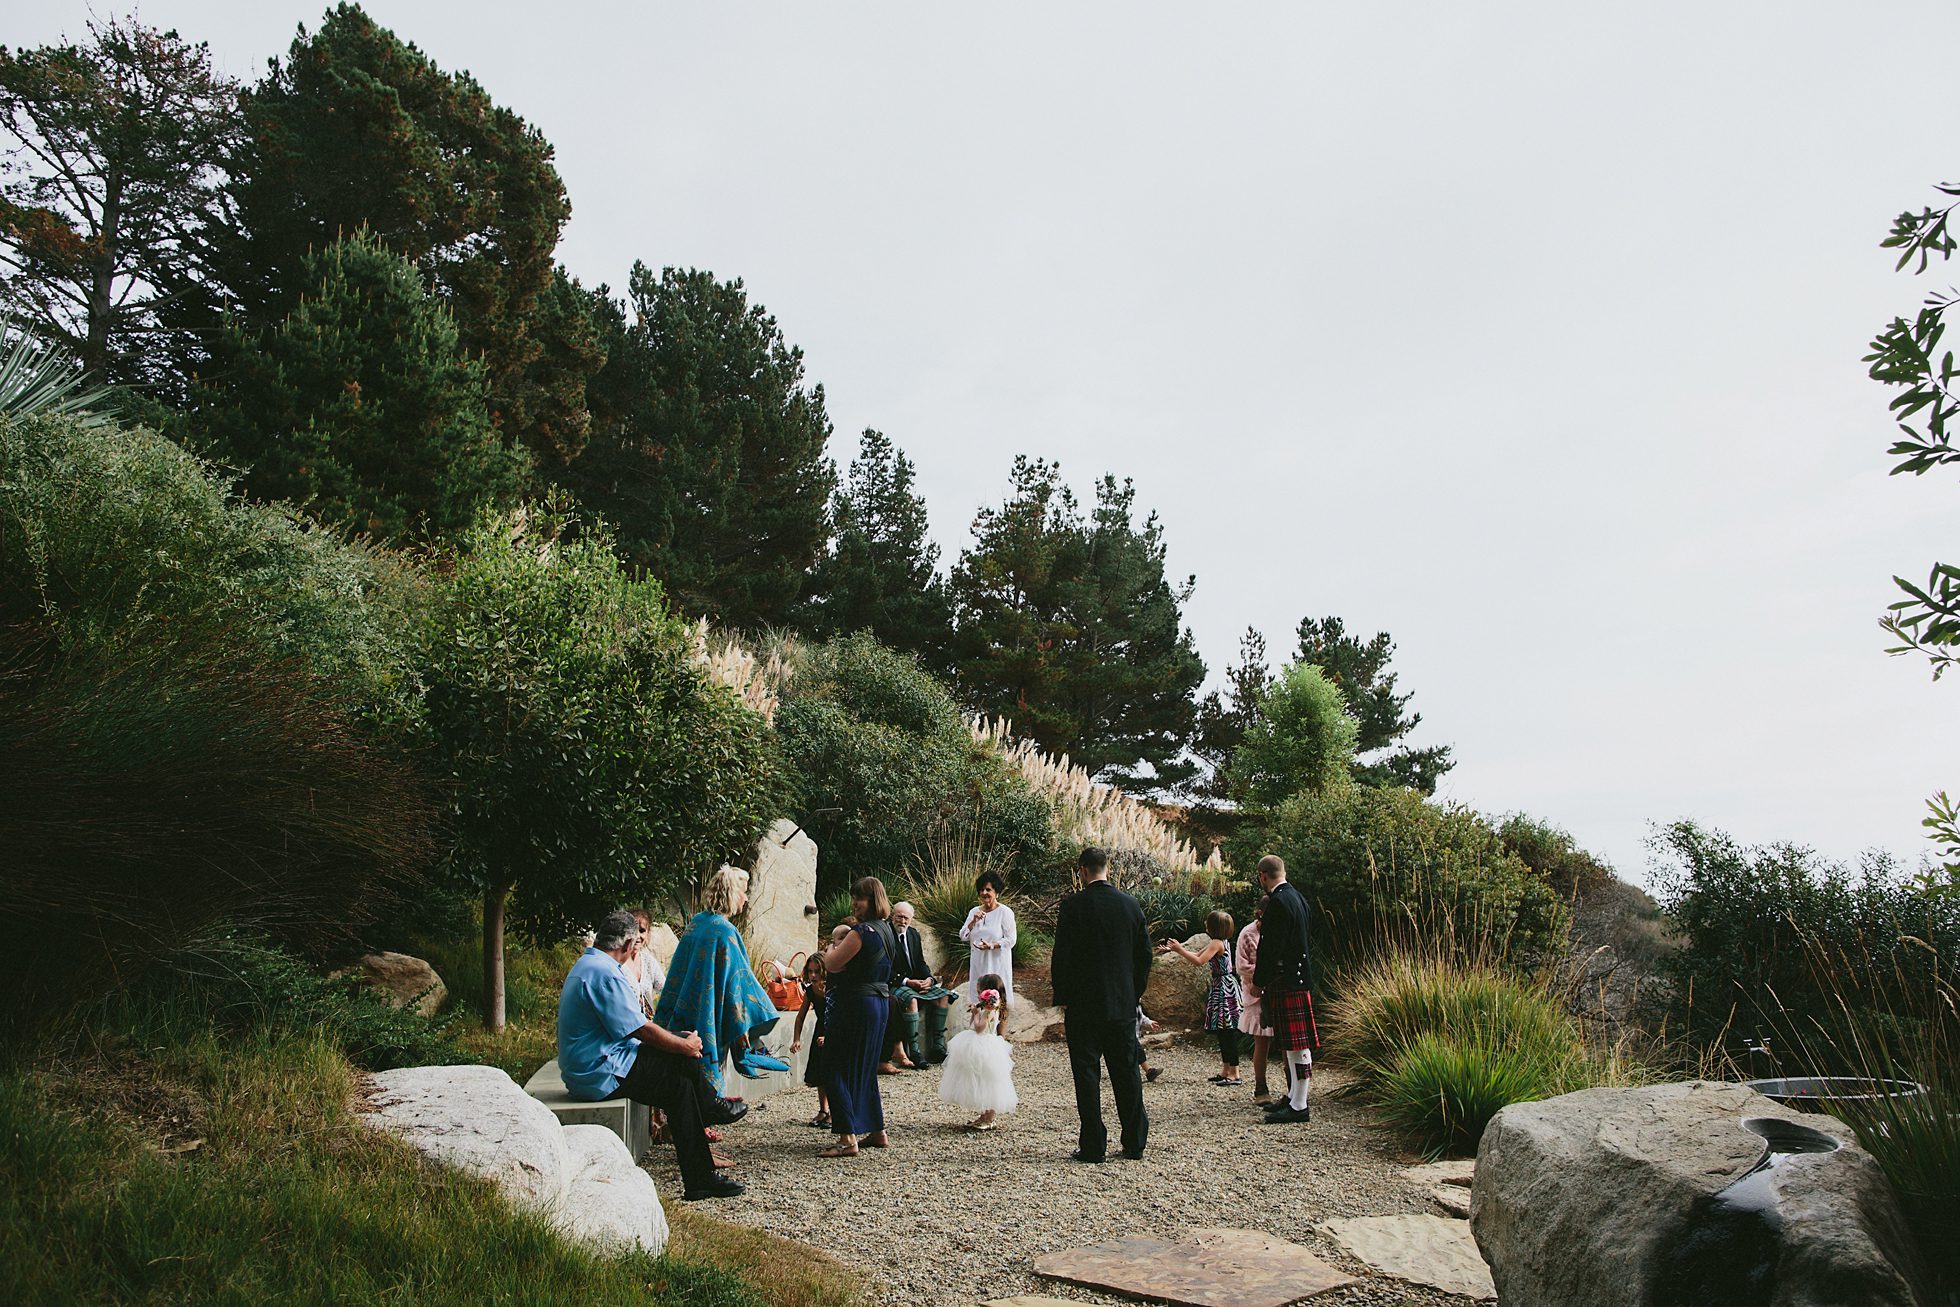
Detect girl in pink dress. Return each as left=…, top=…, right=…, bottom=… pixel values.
left=1236, top=896, right=1282, bottom=1106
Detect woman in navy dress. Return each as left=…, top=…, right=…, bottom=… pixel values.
left=818, top=875, right=895, bottom=1157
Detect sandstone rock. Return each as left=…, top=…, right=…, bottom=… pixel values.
left=744, top=818, right=819, bottom=972
left=1430, top=1185, right=1472, bottom=1218
left=332, top=952, right=446, bottom=1018
left=558, top=1124, right=668, bottom=1255
left=1472, top=1080, right=1927, bottom=1307
left=1400, top=1159, right=1475, bottom=1190
left=640, top=923, right=680, bottom=969
left=1322, top=1214, right=1495, bottom=1299
left=1003, top=999, right=1066, bottom=1043
left=363, top=1064, right=569, bottom=1214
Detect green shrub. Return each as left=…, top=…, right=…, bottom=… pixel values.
left=1133, top=887, right=1212, bottom=940
left=1653, top=820, right=1960, bottom=1048
left=1234, top=784, right=1567, bottom=966
left=1230, top=661, right=1358, bottom=807
left=779, top=634, right=1053, bottom=894
left=0, top=415, right=436, bottom=1019
left=1372, top=1031, right=1576, bottom=1159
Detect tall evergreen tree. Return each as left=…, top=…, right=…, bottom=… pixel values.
left=1294, top=614, right=1453, bottom=793
left=0, top=18, right=240, bottom=386
left=796, top=428, right=953, bottom=666
left=1190, top=626, right=1271, bottom=802
left=559, top=264, right=835, bottom=630
left=949, top=457, right=1205, bottom=792
left=187, top=230, right=525, bottom=541
left=180, top=4, right=598, bottom=463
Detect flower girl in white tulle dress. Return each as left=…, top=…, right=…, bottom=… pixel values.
left=938, top=972, right=1018, bottom=1130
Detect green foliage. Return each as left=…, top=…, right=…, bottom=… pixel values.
left=797, top=428, right=954, bottom=668
left=1497, top=814, right=1618, bottom=898
left=0, top=414, right=434, bottom=1017
left=0, top=1019, right=794, bottom=1305
left=1294, top=615, right=1453, bottom=794
left=1230, top=661, right=1359, bottom=808
left=417, top=503, right=786, bottom=1024
left=1652, top=820, right=1960, bottom=1048
left=0, top=328, right=115, bottom=423
left=778, top=633, right=1053, bottom=894
left=0, top=18, right=240, bottom=385
left=1132, top=887, right=1212, bottom=940
left=1190, top=627, right=1270, bottom=803
left=949, top=456, right=1206, bottom=793
left=189, top=230, right=527, bottom=541
left=186, top=2, right=590, bottom=463
left=1236, top=785, right=1568, bottom=963
left=1371, top=1031, right=1579, bottom=1160
left=565, top=264, right=836, bottom=629
left=1330, top=948, right=1605, bottom=1158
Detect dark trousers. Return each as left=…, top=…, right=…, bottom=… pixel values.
left=615, top=1046, right=718, bottom=1191
left=1065, top=1011, right=1148, bottom=1160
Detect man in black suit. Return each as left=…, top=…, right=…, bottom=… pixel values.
left=882, top=900, right=955, bottom=1070
left=1254, top=853, right=1317, bottom=1124
left=1050, top=846, right=1153, bottom=1161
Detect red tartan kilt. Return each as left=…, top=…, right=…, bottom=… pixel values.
left=1270, top=986, right=1317, bottom=1050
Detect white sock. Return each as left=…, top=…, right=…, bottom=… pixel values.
left=1287, top=1051, right=1313, bottom=1110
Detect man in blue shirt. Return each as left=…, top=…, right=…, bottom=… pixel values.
left=558, top=910, right=747, bottom=1200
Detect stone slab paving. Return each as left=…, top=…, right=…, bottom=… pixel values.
left=1034, top=1227, right=1357, bottom=1307
left=1397, top=1160, right=1474, bottom=1189
left=1320, top=1215, right=1494, bottom=1301
left=982, top=1299, right=1081, bottom=1307
left=1427, top=1185, right=1471, bottom=1218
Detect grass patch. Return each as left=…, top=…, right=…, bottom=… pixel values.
left=664, top=1204, right=867, bottom=1307
left=0, top=983, right=864, bottom=1306
left=412, top=931, right=581, bottom=1083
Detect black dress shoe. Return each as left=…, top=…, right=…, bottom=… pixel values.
left=682, top=1171, right=745, bottom=1201
left=1068, top=1148, right=1106, bottom=1163
left=704, top=1097, right=749, bottom=1126
left=1263, top=1103, right=1312, bottom=1124
left=1119, top=1148, right=1145, bottom=1160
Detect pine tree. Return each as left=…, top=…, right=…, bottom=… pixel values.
left=0, top=18, right=240, bottom=387
left=797, top=428, right=953, bottom=667
left=1294, top=614, right=1453, bottom=793
left=1190, top=627, right=1271, bottom=802
left=179, top=4, right=598, bottom=464
left=559, top=264, right=835, bottom=630
left=187, top=230, right=525, bottom=541
left=949, top=457, right=1205, bottom=792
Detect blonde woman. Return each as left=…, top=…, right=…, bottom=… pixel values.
left=653, top=866, right=786, bottom=1092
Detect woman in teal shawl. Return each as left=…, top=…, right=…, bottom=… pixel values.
left=653, top=866, right=782, bottom=1092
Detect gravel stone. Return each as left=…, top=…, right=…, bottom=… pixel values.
left=644, top=1036, right=1489, bottom=1305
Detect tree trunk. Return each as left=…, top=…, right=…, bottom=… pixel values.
left=483, top=879, right=513, bottom=1032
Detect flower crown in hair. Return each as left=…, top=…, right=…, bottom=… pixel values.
left=978, top=988, right=1000, bottom=1006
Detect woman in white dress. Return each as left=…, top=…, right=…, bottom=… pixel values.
left=957, top=870, right=1016, bottom=1000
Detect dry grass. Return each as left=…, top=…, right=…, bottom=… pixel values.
left=664, top=1205, right=868, bottom=1307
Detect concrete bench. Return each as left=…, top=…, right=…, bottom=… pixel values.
left=522, top=1059, right=651, bottom=1162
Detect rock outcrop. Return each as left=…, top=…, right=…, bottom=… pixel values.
left=1471, top=1080, right=1926, bottom=1307
left=333, top=952, right=446, bottom=1017
left=362, top=1064, right=667, bottom=1258
left=744, top=817, right=818, bottom=973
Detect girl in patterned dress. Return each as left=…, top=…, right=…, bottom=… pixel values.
left=1161, top=910, right=1245, bottom=1086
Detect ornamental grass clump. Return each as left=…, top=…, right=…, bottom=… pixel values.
left=1329, top=946, right=1615, bottom=1157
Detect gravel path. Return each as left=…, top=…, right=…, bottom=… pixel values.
left=657, top=1034, right=1486, bottom=1306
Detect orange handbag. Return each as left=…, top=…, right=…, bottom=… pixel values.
left=762, top=953, right=805, bottom=1011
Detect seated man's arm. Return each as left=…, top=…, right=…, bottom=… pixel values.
left=633, top=1021, right=703, bottom=1060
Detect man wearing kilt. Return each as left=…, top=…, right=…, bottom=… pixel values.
left=884, top=901, right=958, bottom=1070
left=1254, top=855, right=1318, bottom=1124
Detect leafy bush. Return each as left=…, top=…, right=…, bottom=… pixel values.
left=0, top=415, right=435, bottom=1018
left=152, top=936, right=458, bottom=1071
left=1233, top=784, right=1567, bottom=966
left=1652, top=820, right=1960, bottom=1047
left=1230, top=661, right=1358, bottom=807
left=1133, top=887, right=1212, bottom=940
left=1498, top=814, right=1618, bottom=897
left=418, top=504, right=786, bottom=1027
left=778, top=634, right=1052, bottom=894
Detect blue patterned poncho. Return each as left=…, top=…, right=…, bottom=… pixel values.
left=652, top=911, right=781, bottom=1091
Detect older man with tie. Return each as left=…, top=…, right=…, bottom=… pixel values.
left=881, top=900, right=957, bottom=1071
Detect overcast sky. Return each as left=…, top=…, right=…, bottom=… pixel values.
left=20, top=2, right=1960, bottom=886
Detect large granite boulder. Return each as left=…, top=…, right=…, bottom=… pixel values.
left=332, top=951, right=446, bottom=1017
left=559, top=1124, right=668, bottom=1255
left=1472, top=1080, right=1927, bottom=1307
left=744, top=818, right=818, bottom=972
left=364, top=1065, right=570, bottom=1213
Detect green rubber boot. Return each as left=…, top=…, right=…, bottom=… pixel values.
left=921, top=1002, right=950, bottom=1064
left=900, top=1009, right=925, bottom=1068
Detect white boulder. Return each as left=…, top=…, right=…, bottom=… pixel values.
left=364, top=1064, right=569, bottom=1214
left=559, top=1124, right=668, bottom=1255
